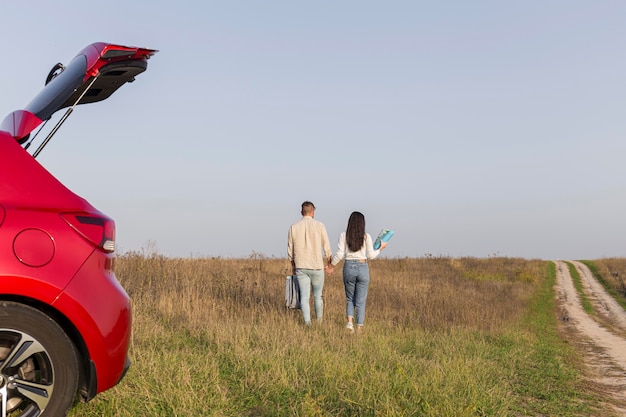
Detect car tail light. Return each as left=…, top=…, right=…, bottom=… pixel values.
left=61, top=212, right=116, bottom=253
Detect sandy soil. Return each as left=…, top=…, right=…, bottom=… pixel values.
left=554, top=260, right=626, bottom=415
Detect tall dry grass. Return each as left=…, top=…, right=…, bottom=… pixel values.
left=582, top=258, right=626, bottom=309
left=68, top=253, right=608, bottom=416
left=119, top=254, right=541, bottom=335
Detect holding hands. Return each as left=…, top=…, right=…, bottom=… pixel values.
left=325, top=238, right=388, bottom=276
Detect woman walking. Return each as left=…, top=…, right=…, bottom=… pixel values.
left=329, top=212, right=388, bottom=333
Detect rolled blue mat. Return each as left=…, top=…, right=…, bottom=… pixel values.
left=374, top=229, right=394, bottom=250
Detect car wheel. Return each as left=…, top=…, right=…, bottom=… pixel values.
left=0, top=302, right=79, bottom=417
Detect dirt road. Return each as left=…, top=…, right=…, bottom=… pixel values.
left=554, top=260, right=626, bottom=415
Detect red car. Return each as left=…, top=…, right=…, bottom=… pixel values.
left=0, top=42, right=156, bottom=416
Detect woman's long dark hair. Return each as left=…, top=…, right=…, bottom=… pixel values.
left=346, top=211, right=366, bottom=252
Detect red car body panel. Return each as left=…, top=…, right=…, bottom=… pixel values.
left=53, top=254, right=132, bottom=393
left=0, top=42, right=156, bottom=401
left=0, top=127, right=128, bottom=395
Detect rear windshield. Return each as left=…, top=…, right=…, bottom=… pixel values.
left=25, top=55, right=87, bottom=121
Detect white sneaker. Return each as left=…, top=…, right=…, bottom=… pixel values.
left=346, top=322, right=354, bottom=333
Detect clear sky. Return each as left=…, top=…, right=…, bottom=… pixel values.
left=3, top=1, right=626, bottom=260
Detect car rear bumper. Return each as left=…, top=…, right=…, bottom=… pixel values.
left=54, top=250, right=132, bottom=395
left=84, top=355, right=131, bottom=402
left=121, top=355, right=132, bottom=382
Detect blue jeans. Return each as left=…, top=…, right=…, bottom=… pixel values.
left=343, top=260, right=370, bottom=326
left=296, top=269, right=324, bottom=325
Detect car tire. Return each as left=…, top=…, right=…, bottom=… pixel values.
left=0, top=301, right=79, bottom=417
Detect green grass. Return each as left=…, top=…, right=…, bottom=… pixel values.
left=508, top=262, right=594, bottom=415
left=566, top=262, right=594, bottom=314
left=68, top=255, right=611, bottom=416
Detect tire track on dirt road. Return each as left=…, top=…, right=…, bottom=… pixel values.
left=554, top=260, right=626, bottom=415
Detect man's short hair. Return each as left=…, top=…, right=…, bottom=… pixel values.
left=301, top=201, right=315, bottom=215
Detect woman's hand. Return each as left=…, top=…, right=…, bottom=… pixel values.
left=379, top=241, right=388, bottom=250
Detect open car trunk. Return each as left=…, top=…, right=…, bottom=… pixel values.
left=0, top=42, right=157, bottom=151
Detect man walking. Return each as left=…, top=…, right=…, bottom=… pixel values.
left=288, top=201, right=332, bottom=325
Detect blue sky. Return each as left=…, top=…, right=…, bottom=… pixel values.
left=3, top=1, right=626, bottom=260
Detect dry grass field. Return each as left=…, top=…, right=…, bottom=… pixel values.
left=68, top=253, right=624, bottom=416
left=581, top=258, right=626, bottom=311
